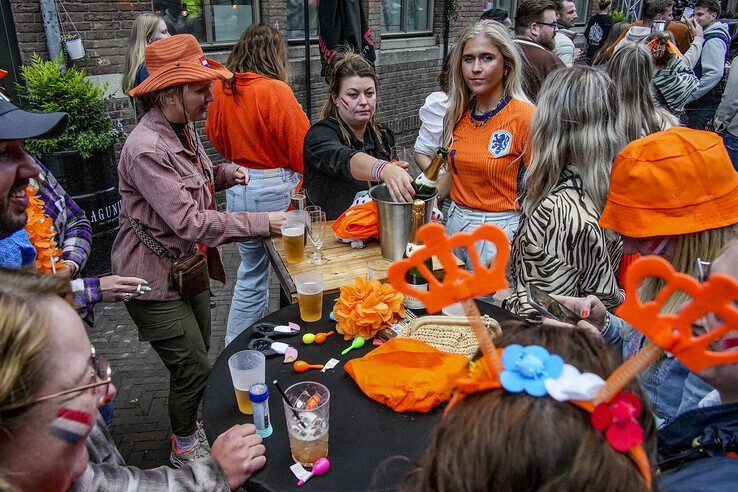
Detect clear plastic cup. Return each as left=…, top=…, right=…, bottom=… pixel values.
left=281, top=222, right=305, bottom=264
left=295, top=271, right=324, bottom=322
left=227, top=350, right=265, bottom=415
left=282, top=381, right=330, bottom=467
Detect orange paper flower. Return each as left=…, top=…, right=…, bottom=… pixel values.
left=24, top=186, right=62, bottom=273
left=333, top=277, right=406, bottom=340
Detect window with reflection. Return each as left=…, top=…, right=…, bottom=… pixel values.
left=152, top=0, right=256, bottom=45
left=381, top=0, right=432, bottom=33
left=286, top=0, right=318, bottom=39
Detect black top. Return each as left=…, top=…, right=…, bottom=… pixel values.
left=303, top=117, right=395, bottom=220
left=584, top=14, right=616, bottom=62
left=202, top=293, right=520, bottom=491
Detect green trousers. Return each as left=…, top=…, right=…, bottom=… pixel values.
left=125, top=290, right=211, bottom=437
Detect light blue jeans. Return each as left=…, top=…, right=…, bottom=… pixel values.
left=445, top=201, right=520, bottom=269
left=225, top=168, right=300, bottom=346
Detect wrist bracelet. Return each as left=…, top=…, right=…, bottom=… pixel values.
left=375, top=161, right=389, bottom=182
left=370, top=159, right=381, bottom=181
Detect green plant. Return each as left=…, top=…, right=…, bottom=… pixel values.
left=610, top=9, right=628, bottom=23
left=16, top=55, right=124, bottom=159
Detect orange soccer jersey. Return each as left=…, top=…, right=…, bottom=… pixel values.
left=449, top=97, right=535, bottom=212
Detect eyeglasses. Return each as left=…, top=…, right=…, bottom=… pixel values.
left=535, top=21, right=559, bottom=30
left=32, top=346, right=112, bottom=404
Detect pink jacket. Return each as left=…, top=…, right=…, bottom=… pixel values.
left=111, top=108, right=270, bottom=301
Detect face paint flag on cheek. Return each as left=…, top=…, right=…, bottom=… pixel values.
left=50, top=408, right=94, bottom=445
left=340, top=97, right=351, bottom=110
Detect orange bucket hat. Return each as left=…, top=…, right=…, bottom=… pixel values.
left=129, top=34, right=232, bottom=97
left=599, top=127, right=738, bottom=238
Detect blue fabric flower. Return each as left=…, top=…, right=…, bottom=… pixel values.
left=500, top=344, right=564, bottom=397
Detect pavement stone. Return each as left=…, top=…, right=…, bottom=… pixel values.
left=89, top=242, right=281, bottom=470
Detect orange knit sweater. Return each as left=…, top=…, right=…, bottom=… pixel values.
left=205, top=72, right=309, bottom=174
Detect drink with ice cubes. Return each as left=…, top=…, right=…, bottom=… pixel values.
left=282, top=381, right=330, bottom=467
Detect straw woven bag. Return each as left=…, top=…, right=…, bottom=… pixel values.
left=398, top=315, right=502, bottom=358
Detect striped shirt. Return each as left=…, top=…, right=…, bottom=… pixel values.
left=449, top=97, right=535, bottom=212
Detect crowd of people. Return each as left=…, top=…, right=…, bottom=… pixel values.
left=1, top=0, right=738, bottom=488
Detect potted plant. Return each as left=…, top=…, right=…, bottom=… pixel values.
left=16, top=55, right=126, bottom=276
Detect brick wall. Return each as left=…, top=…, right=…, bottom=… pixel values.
left=9, top=0, right=482, bottom=166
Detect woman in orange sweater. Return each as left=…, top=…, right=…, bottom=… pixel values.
left=206, top=25, right=309, bottom=345
left=441, top=20, right=534, bottom=268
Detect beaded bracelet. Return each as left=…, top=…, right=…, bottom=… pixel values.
left=369, top=159, right=382, bottom=182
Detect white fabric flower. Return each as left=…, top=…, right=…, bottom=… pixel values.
left=544, top=364, right=605, bottom=402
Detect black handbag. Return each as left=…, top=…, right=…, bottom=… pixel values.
left=129, top=218, right=210, bottom=299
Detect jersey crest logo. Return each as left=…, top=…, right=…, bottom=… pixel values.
left=489, top=130, right=512, bottom=158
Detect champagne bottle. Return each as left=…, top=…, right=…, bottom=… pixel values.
left=404, top=200, right=433, bottom=310
left=412, top=147, right=448, bottom=199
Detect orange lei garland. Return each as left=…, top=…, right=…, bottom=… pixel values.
left=24, top=186, right=62, bottom=272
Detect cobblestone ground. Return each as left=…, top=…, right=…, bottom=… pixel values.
left=89, top=243, right=280, bottom=470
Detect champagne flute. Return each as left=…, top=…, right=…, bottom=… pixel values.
left=307, top=210, right=327, bottom=265
left=304, top=205, right=321, bottom=259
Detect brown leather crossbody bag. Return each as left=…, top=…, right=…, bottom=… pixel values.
left=129, top=218, right=210, bottom=299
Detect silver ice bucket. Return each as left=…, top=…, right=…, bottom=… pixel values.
left=369, top=184, right=436, bottom=261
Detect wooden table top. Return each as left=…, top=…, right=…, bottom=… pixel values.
left=264, top=220, right=455, bottom=302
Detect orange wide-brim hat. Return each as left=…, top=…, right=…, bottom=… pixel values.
left=599, top=127, right=738, bottom=238
left=129, top=34, right=232, bottom=97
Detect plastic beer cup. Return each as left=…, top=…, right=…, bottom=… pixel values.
left=282, top=381, right=330, bottom=467
left=227, top=350, right=265, bottom=415
left=281, top=222, right=305, bottom=264
left=295, top=271, right=323, bottom=322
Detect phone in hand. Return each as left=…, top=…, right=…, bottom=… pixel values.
left=652, top=19, right=666, bottom=33
left=526, top=284, right=582, bottom=324
left=682, top=6, right=694, bottom=20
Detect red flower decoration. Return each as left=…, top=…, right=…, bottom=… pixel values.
left=591, top=391, right=644, bottom=452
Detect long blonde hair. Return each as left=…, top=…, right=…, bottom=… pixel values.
left=225, top=24, right=290, bottom=96
left=320, top=50, right=384, bottom=146
left=0, top=270, right=72, bottom=432
left=523, top=66, right=626, bottom=214
left=639, top=224, right=738, bottom=313
left=606, top=43, right=678, bottom=143
left=443, top=20, right=528, bottom=147
left=122, top=13, right=162, bottom=93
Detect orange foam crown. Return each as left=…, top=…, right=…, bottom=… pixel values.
left=616, top=255, right=738, bottom=373
left=386, top=222, right=510, bottom=313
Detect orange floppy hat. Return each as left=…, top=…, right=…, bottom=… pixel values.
left=129, top=34, right=232, bottom=97
left=599, top=127, right=738, bottom=238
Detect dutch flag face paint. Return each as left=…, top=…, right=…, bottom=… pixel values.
left=50, top=408, right=94, bottom=446
left=339, top=97, right=351, bottom=110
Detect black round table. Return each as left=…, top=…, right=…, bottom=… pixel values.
left=203, top=293, right=517, bottom=491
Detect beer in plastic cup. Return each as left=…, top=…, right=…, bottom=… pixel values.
left=282, top=381, right=330, bottom=467
left=227, top=350, right=265, bottom=415
left=281, top=222, right=305, bottom=264
left=295, top=271, right=323, bottom=322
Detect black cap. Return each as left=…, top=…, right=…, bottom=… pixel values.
left=0, top=98, right=69, bottom=141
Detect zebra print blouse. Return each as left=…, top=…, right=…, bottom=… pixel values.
left=505, top=166, right=625, bottom=321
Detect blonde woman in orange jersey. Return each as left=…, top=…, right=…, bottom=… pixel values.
left=439, top=20, right=534, bottom=268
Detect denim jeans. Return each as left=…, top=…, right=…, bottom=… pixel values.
left=445, top=201, right=520, bottom=269
left=723, top=131, right=738, bottom=171
left=225, top=168, right=300, bottom=346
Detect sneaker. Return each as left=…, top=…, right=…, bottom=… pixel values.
left=195, top=421, right=211, bottom=452
left=170, top=435, right=210, bottom=468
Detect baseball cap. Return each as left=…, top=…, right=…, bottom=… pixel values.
left=0, top=99, right=69, bottom=141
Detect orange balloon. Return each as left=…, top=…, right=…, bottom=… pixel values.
left=315, top=330, right=335, bottom=344
left=293, top=360, right=325, bottom=373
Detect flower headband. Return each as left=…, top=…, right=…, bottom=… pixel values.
left=387, top=223, right=737, bottom=487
